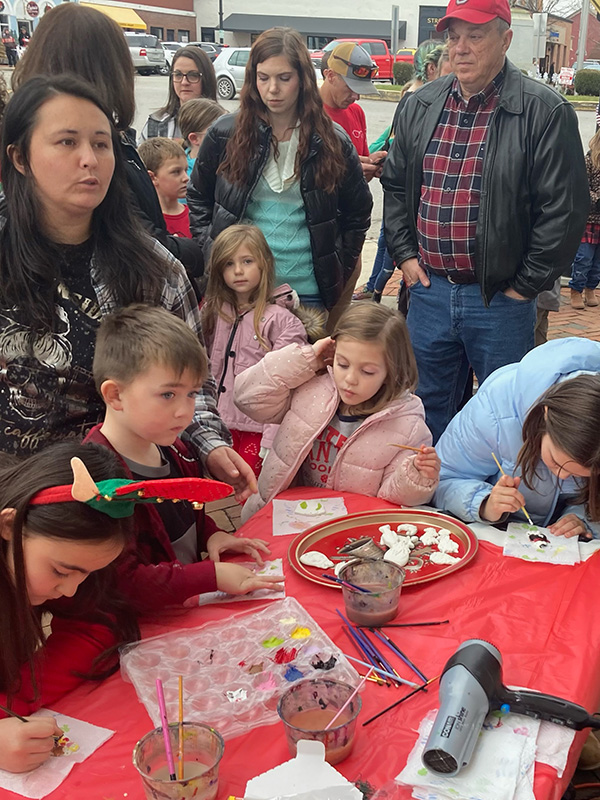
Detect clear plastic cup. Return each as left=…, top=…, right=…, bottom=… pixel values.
left=340, top=559, right=405, bottom=626
left=133, top=722, right=224, bottom=800
left=277, top=678, right=361, bottom=765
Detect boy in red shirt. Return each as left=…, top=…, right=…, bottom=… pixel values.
left=138, top=137, right=191, bottom=238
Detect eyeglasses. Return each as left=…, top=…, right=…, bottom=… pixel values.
left=332, top=54, right=379, bottom=79
left=172, top=70, right=202, bottom=83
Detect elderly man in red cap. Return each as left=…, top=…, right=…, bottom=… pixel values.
left=382, top=0, right=589, bottom=443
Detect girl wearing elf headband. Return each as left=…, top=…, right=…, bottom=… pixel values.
left=0, top=441, right=140, bottom=773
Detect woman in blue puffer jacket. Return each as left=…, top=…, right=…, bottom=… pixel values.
left=434, top=337, right=600, bottom=538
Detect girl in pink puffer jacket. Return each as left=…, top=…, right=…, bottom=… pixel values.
left=202, top=224, right=308, bottom=479
left=234, top=303, right=440, bottom=521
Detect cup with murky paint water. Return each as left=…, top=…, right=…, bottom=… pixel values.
left=340, top=559, right=405, bottom=626
left=277, top=678, right=361, bottom=765
left=133, top=722, right=224, bottom=800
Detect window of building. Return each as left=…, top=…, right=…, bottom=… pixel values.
left=167, top=28, right=174, bottom=41
left=150, top=26, right=163, bottom=39
left=178, top=29, right=189, bottom=43
left=201, top=27, right=215, bottom=42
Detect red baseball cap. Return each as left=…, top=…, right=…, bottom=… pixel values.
left=436, top=0, right=511, bottom=31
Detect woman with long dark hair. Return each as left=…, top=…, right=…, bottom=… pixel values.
left=140, top=45, right=217, bottom=141
left=188, top=27, right=372, bottom=312
left=12, top=3, right=204, bottom=280
left=0, top=74, right=255, bottom=499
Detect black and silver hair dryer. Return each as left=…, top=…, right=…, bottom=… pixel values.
left=422, top=638, right=600, bottom=777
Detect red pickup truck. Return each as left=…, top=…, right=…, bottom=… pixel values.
left=310, top=38, right=415, bottom=82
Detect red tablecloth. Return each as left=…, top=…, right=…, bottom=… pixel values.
left=17, top=489, right=600, bottom=800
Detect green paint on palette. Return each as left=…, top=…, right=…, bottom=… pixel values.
left=417, top=767, right=428, bottom=776
left=262, top=636, right=284, bottom=648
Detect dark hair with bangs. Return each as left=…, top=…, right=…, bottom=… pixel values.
left=11, top=2, right=135, bottom=131
left=93, top=304, right=208, bottom=390
left=158, top=46, right=217, bottom=120
left=331, top=304, right=418, bottom=416
left=219, top=28, right=346, bottom=193
left=517, top=375, right=600, bottom=520
left=0, top=74, right=172, bottom=333
left=0, top=441, right=139, bottom=704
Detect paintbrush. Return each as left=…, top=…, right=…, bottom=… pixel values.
left=178, top=676, right=184, bottom=781
left=0, top=703, right=62, bottom=745
left=321, top=573, right=372, bottom=593
left=491, top=451, right=534, bottom=526
left=388, top=443, right=424, bottom=453
left=371, top=628, right=428, bottom=683
left=342, top=653, right=421, bottom=688
left=361, top=620, right=450, bottom=628
left=325, top=668, right=375, bottom=730
left=341, top=625, right=388, bottom=685
left=362, top=675, right=440, bottom=726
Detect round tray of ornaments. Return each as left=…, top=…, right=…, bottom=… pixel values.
left=287, top=508, right=479, bottom=588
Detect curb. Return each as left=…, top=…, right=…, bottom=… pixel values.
left=362, top=89, right=598, bottom=108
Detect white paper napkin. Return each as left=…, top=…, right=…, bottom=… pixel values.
left=0, top=709, right=114, bottom=799
left=272, top=498, right=348, bottom=536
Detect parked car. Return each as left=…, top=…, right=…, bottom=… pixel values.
left=309, top=38, right=403, bottom=81
left=186, top=41, right=223, bottom=62
left=213, top=47, right=250, bottom=99
left=162, top=41, right=181, bottom=68
left=124, top=33, right=168, bottom=75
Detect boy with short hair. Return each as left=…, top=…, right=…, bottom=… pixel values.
left=138, top=137, right=191, bottom=238
left=85, top=304, right=282, bottom=612
left=178, top=98, right=226, bottom=174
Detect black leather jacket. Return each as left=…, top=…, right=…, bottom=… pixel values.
left=188, top=113, right=372, bottom=309
left=382, top=60, right=589, bottom=304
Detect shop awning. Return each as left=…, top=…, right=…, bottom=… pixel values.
left=222, top=13, right=406, bottom=41
left=81, top=2, right=146, bottom=30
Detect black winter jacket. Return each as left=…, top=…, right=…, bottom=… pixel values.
left=382, top=60, right=589, bottom=304
left=187, top=113, right=372, bottom=309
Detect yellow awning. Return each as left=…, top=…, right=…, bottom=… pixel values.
left=81, top=3, right=146, bottom=30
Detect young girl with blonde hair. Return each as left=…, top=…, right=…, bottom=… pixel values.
left=202, top=224, right=308, bottom=477
left=569, top=130, right=600, bottom=309
left=234, top=303, right=440, bottom=521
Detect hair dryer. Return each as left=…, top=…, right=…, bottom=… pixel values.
left=422, top=638, right=600, bottom=776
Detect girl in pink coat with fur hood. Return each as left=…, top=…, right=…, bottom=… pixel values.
left=235, top=303, right=440, bottom=521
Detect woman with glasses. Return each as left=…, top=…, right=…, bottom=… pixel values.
left=12, top=3, right=205, bottom=282
left=139, top=46, right=217, bottom=142
left=188, top=27, right=372, bottom=314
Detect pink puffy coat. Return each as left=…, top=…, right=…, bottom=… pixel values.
left=235, top=343, right=437, bottom=521
left=204, top=285, right=307, bottom=449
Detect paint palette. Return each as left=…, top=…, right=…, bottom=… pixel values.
left=120, top=597, right=359, bottom=740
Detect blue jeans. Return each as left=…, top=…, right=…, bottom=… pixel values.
left=407, top=273, right=536, bottom=442
left=568, top=241, right=600, bottom=292
left=365, top=223, right=395, bottom=297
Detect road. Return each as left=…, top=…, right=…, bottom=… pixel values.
left=133, top=73, right=596, bottom=247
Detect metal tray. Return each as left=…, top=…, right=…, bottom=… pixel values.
left=287, top=508, right=478, bottom=588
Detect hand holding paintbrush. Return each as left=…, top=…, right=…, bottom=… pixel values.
left=389, top=443, right=440, bottom=482
left=480, top=452, right=534, bottom=525
left=0, top=704, right=62, bottom=773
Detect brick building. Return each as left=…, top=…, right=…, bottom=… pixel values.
left=569, top=7, right=600, bottom=64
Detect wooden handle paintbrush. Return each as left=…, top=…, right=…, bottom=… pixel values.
left=491, top=451, right=535, bottom=526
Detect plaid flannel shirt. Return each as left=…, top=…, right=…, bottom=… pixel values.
left=417, top=72, right=503, bottom=278
left=91, top=239, right=232, bottom=461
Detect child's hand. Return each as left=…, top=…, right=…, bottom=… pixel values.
left=214, top=562, right=285, bottom=595
left=413, top=446, right=440, bottom=481
left=312, top=337, right=336, bottom=370
left=480, top=474, right=525, bottom=522
left=207, top=530, right=271, bottom=566
left=549, top=513, right=591, bottom=539
left=0, top=716, right=62, bottom=773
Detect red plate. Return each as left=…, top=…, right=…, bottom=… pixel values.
left=287, top=508, right=478, bottom=587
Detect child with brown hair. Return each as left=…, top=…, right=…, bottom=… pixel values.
left=85, top=303, right=283, bottom=612
left=138, top=137, right=191, bottom=238
left=202, top=224, right=309, bottom=478
left=234, top=302, right=439, bottom=521
left=178, top=97, right=226, bottom=174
